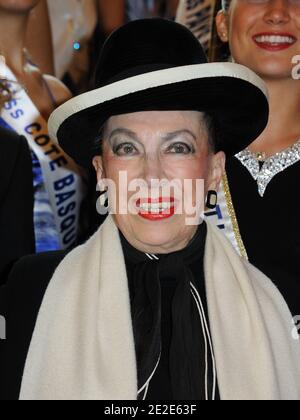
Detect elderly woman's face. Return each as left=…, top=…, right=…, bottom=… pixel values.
left=217, top=0, right=300, bottom=79
left=93, top=111, right=225, bottom=254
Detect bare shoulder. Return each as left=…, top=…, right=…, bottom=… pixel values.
left=44, top=74, right=72, bottom=106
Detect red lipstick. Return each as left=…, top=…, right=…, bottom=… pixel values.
left=253, top=32, right=297, bottom=51
left=136, top=197, right=176, bottom=222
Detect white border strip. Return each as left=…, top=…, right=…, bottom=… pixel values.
left=48, top=62, right=268, bottom=142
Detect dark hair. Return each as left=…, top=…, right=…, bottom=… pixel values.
left=0, top=79, right=12, bottom=109
left=203, top=113, right=218, bottom=153
left=222, top=0, right=232, bottom=11
left=91, top=122, right=107, bottom=157
left=92, top=112, right=218, bottom=157
left=209, top=0, right=231, bottom=62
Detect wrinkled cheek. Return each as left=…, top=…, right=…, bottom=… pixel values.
left=103, top=157, right=142, bottom=211
left=105, top=158, right=143, bottom=183
left=165, top=159, right=208, bottom=218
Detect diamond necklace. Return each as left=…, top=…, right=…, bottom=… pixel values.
left=235, top=140, right=300, bottom=197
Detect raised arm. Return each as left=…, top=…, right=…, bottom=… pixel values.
left=26, top=0, right=55, bottom=75
left=97, top=0, right=126, bottom=37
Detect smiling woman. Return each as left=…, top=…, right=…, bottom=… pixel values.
left=1, top=18, right=300, bottom=401
left=92, top=110, right=222, bottom=254
left=209, top=0, right=300, bottom=318
left=218, top=0, right=300, bottom=78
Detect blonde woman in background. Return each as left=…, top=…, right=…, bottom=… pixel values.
left=204, top=0, right=300, bottom=318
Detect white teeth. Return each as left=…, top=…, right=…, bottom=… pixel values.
left=138, top=202, right=174, bottom=212
left=255, top=35, right=295, bottom=44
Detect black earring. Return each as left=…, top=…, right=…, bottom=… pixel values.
left=206, top=191, right=218, bottom=210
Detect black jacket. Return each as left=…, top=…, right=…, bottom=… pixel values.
left=0, top=127, right=35, bottom=284
left=0, top=251, right=66, bottom=400
left=226, top=156, right=300, bottom=318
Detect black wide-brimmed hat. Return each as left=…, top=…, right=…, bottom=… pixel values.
left=48, top=18, right=269, bottom=167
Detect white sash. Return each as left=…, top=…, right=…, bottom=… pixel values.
left=205, top=173, right=248, bottom=259
left=0, top=64, right=85, bottom=250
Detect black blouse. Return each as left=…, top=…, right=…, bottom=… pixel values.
left=226, top=155, right=300, bottom=318
left=120, top=222, right=220, bottom=401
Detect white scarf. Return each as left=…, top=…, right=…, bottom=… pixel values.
left=20, top=216, right=300, bottom=400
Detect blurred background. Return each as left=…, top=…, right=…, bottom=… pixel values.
left=26, top=0, right=226, bottom=96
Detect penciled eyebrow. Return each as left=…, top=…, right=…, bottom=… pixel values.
left=108, top=128, right=139, bottom=142
left=108, top=128, right=197, bottom=144
left=162, top=130, right=197, bottom=142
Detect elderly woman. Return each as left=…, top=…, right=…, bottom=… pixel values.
left=0, top=19, right=300, bottom=401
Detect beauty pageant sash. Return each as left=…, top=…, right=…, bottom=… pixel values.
left=0, top=63, right=85, bottom=250
left=205, top=173, right=248, bottom=260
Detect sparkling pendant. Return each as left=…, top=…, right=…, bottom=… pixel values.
left=256, top=152, right=266, bottom=162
